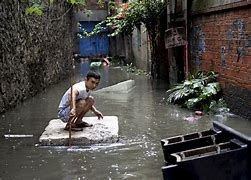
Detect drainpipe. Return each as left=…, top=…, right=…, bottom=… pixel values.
left=184, top=0, right=189, bottom=79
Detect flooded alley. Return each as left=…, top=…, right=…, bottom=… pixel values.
left=1, top=0, right=251, bottom=179
left=0, top=63, right=250, bottom=180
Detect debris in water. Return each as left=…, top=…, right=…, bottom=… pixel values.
left=3, top=134, right=33, bottom=138
left=195, top=111, right=204, bottom=116
left=183, top=116, right=202, bottom=122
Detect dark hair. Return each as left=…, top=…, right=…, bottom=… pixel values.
left=86, top=71, right=101, bottom=80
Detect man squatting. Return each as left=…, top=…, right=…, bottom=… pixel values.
left=58, top=71, right=103, bottom=130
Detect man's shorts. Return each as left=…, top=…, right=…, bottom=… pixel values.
left=58, top=106, right=70, bottom=123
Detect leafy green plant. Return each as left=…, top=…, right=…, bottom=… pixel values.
left=109, top=56, right=125, bottom=66
left=123, top=63, right=147, bottom=75
left=209, top=98, right=229, bottom=114
left=167, top=71, right=226, bottom=112
left=25, top=4, right=44, bottom=16
left=24, top=0, right=102, bottom=16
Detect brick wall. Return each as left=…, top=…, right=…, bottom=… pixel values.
left=189, top=5, right=251, bottom=119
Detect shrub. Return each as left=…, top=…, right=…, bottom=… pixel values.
left=166, top=71, right=227, bottom=112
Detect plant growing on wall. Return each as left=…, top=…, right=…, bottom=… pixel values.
left=25, top=0, right=80, bottom=15
left=79, top=0, right=167, bottom=78
left=25, top=0, right=104, bottom=16
left=166, top=71, right=227, bottom=113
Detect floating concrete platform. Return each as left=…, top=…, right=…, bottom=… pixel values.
left=39, top=116, right=119, bottom=146
left=94, top=79, right=135, bottom=94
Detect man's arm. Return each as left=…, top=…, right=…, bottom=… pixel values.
left=69, top=89, right=79, bottom=117
left=91, top=105, right=103, bottom=119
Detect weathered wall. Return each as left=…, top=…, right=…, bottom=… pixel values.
left=0, top=1, right=73, bottom=113
left=109, top=32, right=134, bottom=64
left=109, top=25, right=151, bottom=72
left=191, top=0, right=243, bottom=12
left=189, top=1, right=251, bottom=119
left=109, top=34, right=126, bottom=57
left=131, top=25, right=151, bottom=72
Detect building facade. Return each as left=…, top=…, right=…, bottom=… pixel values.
left=189, top=0, right=251, bottom=119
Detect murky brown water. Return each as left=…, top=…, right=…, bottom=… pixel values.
left=0, top=63, right=250, bottom=179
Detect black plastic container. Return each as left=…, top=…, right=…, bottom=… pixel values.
left=161, top=121, right=251, bottom=180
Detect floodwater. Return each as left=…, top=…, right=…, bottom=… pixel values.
left=0, top=62, right=250, bottom=180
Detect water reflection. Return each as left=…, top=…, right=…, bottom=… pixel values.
left=79, top=59, right=90, bottom=78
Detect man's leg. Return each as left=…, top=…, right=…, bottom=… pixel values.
left=63, top=107, right=83, bottom=131
left=74, top=96, right=94, bottom=124
left=58, top=106, right=71, bottom=123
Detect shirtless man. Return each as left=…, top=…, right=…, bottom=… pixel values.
left=58, top=71, right=103, bottom=130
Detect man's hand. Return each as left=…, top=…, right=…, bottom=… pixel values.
left=94, top=110, right=103, bottom=120
left=70, top=108, right=76, bottom=117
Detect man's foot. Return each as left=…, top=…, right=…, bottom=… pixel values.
left=76, top=121, right=93, bottom=128
left=64, top=124, right=83, bottom=131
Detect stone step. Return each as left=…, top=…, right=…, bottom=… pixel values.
left=39, top=116, right=119, bottom=146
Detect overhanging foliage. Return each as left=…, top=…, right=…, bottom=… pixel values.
left=79, top=0, right=167, bottom=37
left=24, top=0, right=102, bottom=16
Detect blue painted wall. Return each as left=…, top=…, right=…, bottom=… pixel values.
left=79, top=21, right=109, bottom=57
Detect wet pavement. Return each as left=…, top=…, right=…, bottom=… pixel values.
left=0, top=62, right=250, bottom=179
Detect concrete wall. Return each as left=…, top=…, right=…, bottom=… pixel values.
left=131, top=25, right=151, bottom=72
left=0, top=1, right=73, bottom=113
left=191, top=0, right=244, bottom=12
left=110, top=33, right=126, bottom=57
left=109, top=24, right=151, bottom=72
left=189, top=1, right=251, bottom=119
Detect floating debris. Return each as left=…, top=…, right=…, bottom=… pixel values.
left=3, top=134, right=33, bottom=138
left=183, top=115, right=202, bottom=122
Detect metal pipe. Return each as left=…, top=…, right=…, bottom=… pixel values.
left=184, top=0, right=189, bottom=79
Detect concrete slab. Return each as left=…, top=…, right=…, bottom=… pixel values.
left=94, top=79, right=135, bottom=94
left=39, top=116, right=119, bottom=146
